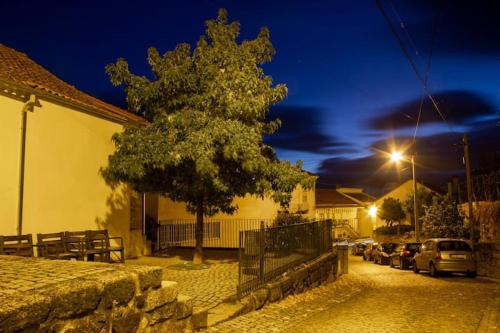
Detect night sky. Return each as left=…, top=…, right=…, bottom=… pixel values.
left=2, top=0, right=499, bottom=194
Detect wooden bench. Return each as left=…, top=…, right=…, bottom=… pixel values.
left=0, top=234, right=34, bottom=257
left=86, top=230, right=125, bottom=263
left=36, top=232, right=79, bottom=260
left=64, top=231, right=107, bottom=262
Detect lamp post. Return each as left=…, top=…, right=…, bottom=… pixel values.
left=390, top=151, right=419, bottom=242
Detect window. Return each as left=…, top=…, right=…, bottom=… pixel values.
left=406, top=244, right=420, bottom=251
left=438, top=241, right=472, bottom=252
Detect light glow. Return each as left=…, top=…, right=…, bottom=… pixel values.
left=390, top=151, right=403, bottom=163
left=368, top=205, right=378, bottom=217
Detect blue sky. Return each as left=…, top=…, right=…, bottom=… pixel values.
left=2, top=0, right=499, bottom=193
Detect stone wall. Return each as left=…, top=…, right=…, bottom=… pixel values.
left=0, top=257, right=192, bottom=333
left=232, top=252, right=338, bottom=319
left=476, top=242, right=500, bottom=279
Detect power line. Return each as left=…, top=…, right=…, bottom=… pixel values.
left=388, top=0, right=420, bottom=57
left=375, top=0, right=454, bottom=133
left=414, top=14, right=438, bottom=143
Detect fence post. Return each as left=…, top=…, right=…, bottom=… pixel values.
left=338, top=245, right=349, bottom=274
left=156, top=220, right=160, bottom=252
left=259, top=221, right=265, bottom=283
left=316, top=221, right=321, bottom=257
left=237, top=230, right=242, bottom=299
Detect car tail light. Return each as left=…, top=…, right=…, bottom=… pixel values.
left=435, top=251, right=442, bottom=260
left=403, top=250, right=411, bottom=256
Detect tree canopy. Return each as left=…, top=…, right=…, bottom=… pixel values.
left=404, top=187, right=434, bottom=226
left=102, top=9, right=314, bottom=263
left=380, top=197, right=406, bottom=227
left=422, top=195, right=468, bottom=238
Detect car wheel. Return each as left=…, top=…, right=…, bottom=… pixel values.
left=413, top=261, right=419, bottom=274
left=467, top=271, right=477, bottom=278
left=429, top=262, right=439, bottom=277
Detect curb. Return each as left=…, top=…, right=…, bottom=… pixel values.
left=476, top=297, right=500, bottom=333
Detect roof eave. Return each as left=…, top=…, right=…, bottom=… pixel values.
left=0, top=77, right=147, bottom=127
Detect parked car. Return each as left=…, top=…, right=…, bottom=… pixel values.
left=351, top=243, right=367, bottom=256
left=390, top=242, right=421, bottom=269
left=373, top=242, right=398, bottom=265
left=412, top=239, right=477, bottom=277
left=333, top=238, right=349, bottom=247
left=363, top=243, right=378, bottom=261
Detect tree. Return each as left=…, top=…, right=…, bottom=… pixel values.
left=404, top=187, right=434, bottom=229
left=422, top=195, right=468, bottom=238
left=102, top=9, right=314, bottom=264
left=380, top=198, right=406, bottom=234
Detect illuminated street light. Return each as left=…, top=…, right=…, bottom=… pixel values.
left=389, top=148, right=419, bottom=242
left=390, top=151, right=403, bottom=163
left=368, top=205, right=378, bottom=218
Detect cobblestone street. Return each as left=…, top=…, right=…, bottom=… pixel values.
left=127, top=249, right=238, bottom=311
left=209, top=255, right=500, bottom=333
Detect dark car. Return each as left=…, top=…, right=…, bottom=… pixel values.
left=352, top=243, right=367, bottom=256
left=390, top=242, right=421, bottom=269
left=363, top=243, right=378, bottom=261
left=373, top=243, right=398, bottom=265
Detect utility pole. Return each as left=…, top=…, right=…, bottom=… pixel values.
left=411, top=154, right=419, bottom=242
left=463, top=134, right=474, bottom=242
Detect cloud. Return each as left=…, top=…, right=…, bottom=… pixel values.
left=266, top=105, right=354, bottom=154
left=318, top=121, right=500, bottom=195
left=365, top=90, right=497, bottom=131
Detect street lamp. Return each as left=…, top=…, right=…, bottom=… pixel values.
left=389, top=151, right=420, bottom=242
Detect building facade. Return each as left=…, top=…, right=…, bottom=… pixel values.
left=315, top=188, right=375, bottom=238
left=0, top=44, right=149, bottom=257
left=146, top=185, right=315, bottom=248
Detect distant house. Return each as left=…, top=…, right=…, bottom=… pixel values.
left=146, top=184, right=315, bottom=248
left=315, top=188, right=375, bottom=238
left=374, top=179, right=438, bottom=229
left=0, top=44, right=149, bottom=257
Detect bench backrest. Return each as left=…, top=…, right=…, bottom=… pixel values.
left=0, top=234, right=34, bottom=257
left=37, top=232, right=67, bottom=257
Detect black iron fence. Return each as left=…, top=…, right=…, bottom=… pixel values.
left=155, top=219, right=273, bottom=250
left=237, top=220, right=332, bottom=297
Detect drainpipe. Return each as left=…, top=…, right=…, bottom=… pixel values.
left=17, top=94, right=36, bottom=235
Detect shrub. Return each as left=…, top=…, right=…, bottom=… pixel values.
left=273, top=212, right=311, bottom=227
left=375, top=225, right=413, bottom=235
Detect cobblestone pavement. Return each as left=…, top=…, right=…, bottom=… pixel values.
left=209, top=255, right=500, bottom=333
left=0, top=255, right=114, bottom=295
left=162, top=261, right=238, bottom=311
left=128, top=250, right=238, bottom=311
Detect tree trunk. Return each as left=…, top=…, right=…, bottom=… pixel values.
left=397, top=222, right=400, bottom=236
left=193, top=199, right=204, bottom=265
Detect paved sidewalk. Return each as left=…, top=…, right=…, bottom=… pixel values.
left=127, top=249, right=238, bottom=311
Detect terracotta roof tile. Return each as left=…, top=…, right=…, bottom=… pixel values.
left=316, top=189, right=360, bottom=206
left=0, top=44, right=143, bottom=124
left=342, top=192, right=375, bottom=203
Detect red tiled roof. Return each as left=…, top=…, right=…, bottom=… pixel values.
left=316, top=189, right=360, bottom=206
left=0, top=44, right=143, bottom=124
left=343, top=192, right=375, bottom=203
